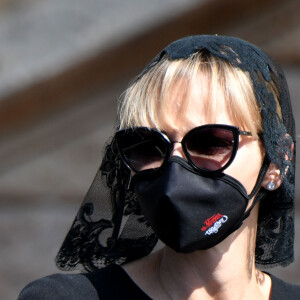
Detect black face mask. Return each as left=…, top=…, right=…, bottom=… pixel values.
left=133, top=156, right=268, bottom=252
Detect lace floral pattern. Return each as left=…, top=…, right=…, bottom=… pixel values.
left=56, top=139, right=158, bottom=271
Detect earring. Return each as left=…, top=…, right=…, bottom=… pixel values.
left=267, top=181, right=276, bottom=191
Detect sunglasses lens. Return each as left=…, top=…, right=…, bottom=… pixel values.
left=185, top=127, right=235, bottom=171
left=117, top=129, right=168, bottom=172
left=117, top=126, right=238, bottom=173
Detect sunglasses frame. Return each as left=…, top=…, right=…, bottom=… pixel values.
left=115, top=124, right=252, bottom=175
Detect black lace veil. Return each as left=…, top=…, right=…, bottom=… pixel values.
left=56, top=35, right=295, bottom=271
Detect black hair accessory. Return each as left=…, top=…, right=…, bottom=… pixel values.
left=56, top=35, right=295, bottom=271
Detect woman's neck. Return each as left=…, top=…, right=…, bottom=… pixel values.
left=123, top=210, right=271, bottom=300
left=155, top=246, right=267, bottom=300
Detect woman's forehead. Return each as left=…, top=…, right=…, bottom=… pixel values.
left=157, top=71, right=243, bottom=121
left=156, top=77, right=239, bottom=134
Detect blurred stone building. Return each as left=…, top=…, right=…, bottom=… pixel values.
left=0, top=0, right=300, bottom=299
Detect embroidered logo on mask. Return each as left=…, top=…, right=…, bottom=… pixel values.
left=201, top=214, right=228, bottom=236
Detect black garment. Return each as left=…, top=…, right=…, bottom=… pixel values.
left=18, top=265, right=300, bottom=299
left=270, top=274, right=300, bottom=300
left=17, top=272, right=98, bottom=300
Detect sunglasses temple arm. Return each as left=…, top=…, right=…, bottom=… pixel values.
left=239, top=130, right=252, bottom=136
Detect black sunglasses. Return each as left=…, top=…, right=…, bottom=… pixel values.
left=115, top=124, right=252, bottom=175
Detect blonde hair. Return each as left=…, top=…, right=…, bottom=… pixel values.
left=118, top=52, right=281, bottom=138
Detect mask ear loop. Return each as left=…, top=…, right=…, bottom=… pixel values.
left=227, top=156, right=270, bottom=234
left=242, top=155, right=270, bottom=220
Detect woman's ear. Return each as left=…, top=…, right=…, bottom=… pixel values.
left=261, top=163, right=282, bottom=191
left=261, top=134, right=294, bottom=191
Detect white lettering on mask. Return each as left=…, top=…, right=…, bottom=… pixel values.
left=204, top=216, right=228, bottom=235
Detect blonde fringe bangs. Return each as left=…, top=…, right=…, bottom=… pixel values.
left=118, top=52, right=267, bottom=138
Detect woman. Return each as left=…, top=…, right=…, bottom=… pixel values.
left=19, top=35, right=299, bottom=299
